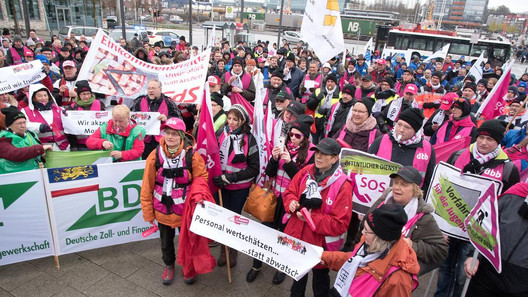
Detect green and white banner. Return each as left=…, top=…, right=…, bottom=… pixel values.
left=45, top=161, right=154, bottom=255
left=340, top=149, right=402, bottom=215
left=191, top=201, right=323, bottom=281
left=45, top=150, right=113, bottom=168
left=0, top=170, right=55, bottom=265
left=62, top=110, right=161, bottom=135
left=426, top=162, right=502, bottom=241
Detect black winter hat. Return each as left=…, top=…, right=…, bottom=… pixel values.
left=76, top=80, right=92, bottom=94
left=463, top=82, right=477, bottom=94
left=271, top=68, right=284, bottom=80
left=366, top=204, right=408, bottom=241
left=342, top=84, right=356, bottom=97
left=355, top=97, right=375, bottom=116
left=432, top=71, right=443, bottom=79
left=381, top=77, right=395, bottom=88
left=326, top=73, right=337, bottom=83
left=285, top=100, right=305, bottom=117
left=286, top=53, right=296, bottom=64
left=451, top=98, right=471, bottom=118
left=1, top=106, right=26, bottom=127
left=232, top=57, right=245, bottom=67
left=290, top=114, right=313, bottom=138
left=477, top=78, right=488, bottom=86
left=211, top=92, right=224, bottom=107
left=477, top=119, right=506, bottom=144
left=398, top=107, right=424, bottom=132
left=508, top=85, right=519, bottom=96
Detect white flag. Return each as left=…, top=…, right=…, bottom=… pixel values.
left=364, top=37, right=373, bottom=67
left=253, top=83, right=268, bottom=186
left=301, top=0, right=345, bottom=63
left=468, top=52, right=485, bottom=82
left=423, top=43, right=450, bottom=63
left=207, top=25, right=216, bottom=48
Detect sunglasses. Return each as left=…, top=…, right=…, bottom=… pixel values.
left=289, top=132, right=303, bottom=139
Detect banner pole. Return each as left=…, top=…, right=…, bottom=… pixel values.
left=39, top=164, right=61, bottom=271
left=461, top=249, right=479, bottom=297
left=217, top=189, right=232, bottom=284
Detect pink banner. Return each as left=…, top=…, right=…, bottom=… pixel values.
left=479, top=68, right=511, bottom=120
left=433, top=136, right=472, bottom=164
left=230, top=92, right=254, bottom=124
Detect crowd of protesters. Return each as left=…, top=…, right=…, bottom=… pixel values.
left=1, top=26, right=528, bottom=297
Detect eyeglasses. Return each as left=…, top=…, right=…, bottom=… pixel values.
left=289, top=132, right=303, bottom=139
left=352, top=109, right=368, bottom=114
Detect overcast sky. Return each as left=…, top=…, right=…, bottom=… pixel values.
left=487, top=0, right=528, bottom=13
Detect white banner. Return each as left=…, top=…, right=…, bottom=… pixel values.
left=191, top=201, right=323, bottom=281
left=78, top=30, right=210, bottom=104
left=423, top=43, right=451, bottom=63
left=0, top=60, right=47, bottom=93
left=46, top=161, right=155, bottom=255
left=381, top=49, right=413, bottom=67
left=425, top=162, right=502, bottom=240
left=61, top=110, right=161, bottom=135
left=301, top=0, right=345, bottom=63
left=0, top=170, right=55, bottom=265
left=468, top=52, right=485, bottom=82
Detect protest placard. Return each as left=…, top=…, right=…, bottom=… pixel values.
left=0, top=60, right=47, bottom=93
left=78, top=30, right=210, bottom=104
left=426, top=162, right=502, bottom=240
left=340, top=149, right=402, bottom=215
left=62, top=110, right=160, bottom=135
left=190, top=201, right=323, bottom=281
left=0, top=170, right=55, bottom=265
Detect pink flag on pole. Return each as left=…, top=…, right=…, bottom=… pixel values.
left=464, top=183, right=502, bottom=273
left=196, top=89, right=223, bottom=193
left=230, top=92, right=254, bottom=124
left=476, top=66, right=512, bottom=120
left=433, top=136, right=472, bottom=164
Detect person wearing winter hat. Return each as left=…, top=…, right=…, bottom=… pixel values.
left=263, top=68, right=294, bottom=118
left=517, top=81, right=527, bottom=100
left=214, top=104, right=259, bottom=268
left=339, top=58, right=359, bottom=89
left=417, top=70, right=447, bottom=119
left=246, top=114, right=316, bottom=285
left=299, top=60, right=323, bottom=103
left=435, top=119, right=520, bottom=297
left=140, top=116, right=209, bottom=285
left=371, top=77, right=398, bottom=132
left=355, top=73, right=376, bottom=99
left=358, top=166, right=447, bottom=275
left=380, top=83, right=420, bottom=133
left=370, top=58, right=389, bottom=84
left=395, top=67, right=417, bottom=97
left=6, top=35, right=31, bottom=65
left=321, top=203, right=420, bottom=297
left=283, top=137, right=353, bottom=297
left=325, top=83, right=356, bottom=138
left=369, top=107, right=436, bottom=191
left=462, top=82, right=478, bottom=103
left=245, top=58, right=264, bottom=95
left=210, top=92, right=227, bottom=135
left=336, top=97, right=380, bottom=151
left=476, top=78, right=489, bottom=104
left=430, top=98, right=477, bottom=145
left=424, top=92, right=458, bottom=136
left=270, top=97, right=302, bottom=150
left=306, top=71, right=342, bottom=143
left=283, top=53, right=304, bottom=97
left=221, top=55, right=256, bottom=103
left=0, top=106, right=52, bottom=174
left=498, top=98, right=526, bottom=130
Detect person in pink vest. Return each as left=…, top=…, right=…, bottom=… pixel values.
left=360, top=166, right=447, bottom=275
left=220, top=57, right=256, bottom=103
left=326, top=84, right=356, bottom=138
left=65, top=80, right=105, bottom=150
left=435, top=119, right=520, bottom=297
left=368, top=108, right=436, bottom=192
left=246, top=115, right=315, bottom=285
left=214, top=104, right=259, bottom=268
left=355, top=74, right=376, bottom=100
left=430, top=98, right=477, bottom=145
left=5, top=35, right=30, bottom=66
left=140, top=117, right=208, bottom=285
left=283, top=138, right=353, bottom=297
left=299, top=61, right=322, bottom=104
left=131, top=79, right=182, bottom=159
left=321, top=203, right=419, bottom=297
left=424, top=92, right=456, bottom=137
left=339, top=58, right=359, bottom=90
left=21, top=83, right=69, bottom=151
left=380, top=84, right=420, bottom=133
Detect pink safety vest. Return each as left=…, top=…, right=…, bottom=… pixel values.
left=339, top=71, right=356, bottom=90
left=23, top=105, right=69, bottom=150
left=377, top=134, right=431, bottom=187
left=263, top=87, right=293, bottom=109
left=434, top=122, right=474, bottom=145
left=140, top=97, right=168, bottom=142
left=453, top=149, right=505, bottom=180
left=70, top=100, right=102, bottom=144
left=301, top=74, right=321, bottom=103
left=337, top=127, right=378, bottom=150
left=299, top=169, right=350, bottom=251
left=224, top=71, right=252, bottom=91
left=273, top=144, right=316, bottom=197
left=326, top=102, right=353, bottom=137
left=355, top=88, right=375, bottom=100
left=9, top=46, right=30, bottom=65
left=152, top=148, right=191, bottom=216
left=218, top=132, right=253, bottom=190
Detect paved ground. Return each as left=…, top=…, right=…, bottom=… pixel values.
left=0, top=236, right=438, bottom=297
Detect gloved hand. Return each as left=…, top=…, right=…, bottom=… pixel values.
left=39, top=123, right=52, bottom=133
left=213, top=175, right=231, bottom=188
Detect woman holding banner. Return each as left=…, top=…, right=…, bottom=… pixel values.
left=361, top=166, right=448, bottom=275
left=213, top=104, right=259, bottom=268
left=246, top=115, right=315, bottom=285
left=221, top=57, right=256, bottom=103
left=430, top=97, right=477, bottom=145
left=283, top=138, right=353, bottom=297
left=140, top=117, right=209, bottom=285
left=321, top=204, right=419, bottom=297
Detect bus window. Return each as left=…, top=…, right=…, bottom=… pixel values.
left=450, top=42, right=470, bottom=56
left=470, top=44, right=487, bottom=57
left=396, top=36, right=409, bottom=49
left=409, top=37, right=427, bottom=51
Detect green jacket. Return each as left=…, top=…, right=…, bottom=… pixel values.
left=0, top=130, right=42, bottom=174
left=99, top=122, right=145, bottom=161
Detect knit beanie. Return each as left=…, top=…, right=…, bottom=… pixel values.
left=432, top=71, right=443, bottom=79
left=271, top=68, right=284, bottom=80
left=232, top=57, right=245, bottom=67
left=477, top=78, right=488, bottom=87
left=508, top=85, right=518, bottom=96
left=229, top=104, right=249, bottom=122
left=342, top=84, right=356, bottom=97
left=285, top=100, right=305, bottom=117
left=397, top=107, right=424, bottom=132
left=76, top=80, right=92, bottom=94
left=366, top=204, right=408, bottom=241
left=355, top=97, right=375, bottom=116
left=381, top=77, right=395, bottom=88
left=477, top=119, right=506, bottom=144
left=326, top=73, right=337, bottom=83
left=290, top=114, right=313, bottom=138
left=451, top=98, right=471, bottom=117
left=1, top=106, right=26, bottom=127
left=463, top=82, right=477, bottom=94
left=211, top=92, right=224, bottom=107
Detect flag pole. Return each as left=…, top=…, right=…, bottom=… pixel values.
left=39, top=163, right=61, bottom=271
left=217, top=189, right=232, bottom=284
left=461, top=249, right=479, bottom=297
